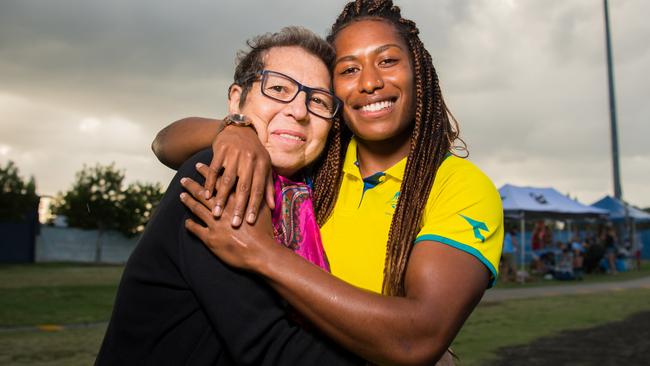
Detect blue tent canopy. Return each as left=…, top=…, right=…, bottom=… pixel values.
left=591, top=196, right=650, bottom=222
left=499, top=184, right=608, bottom=218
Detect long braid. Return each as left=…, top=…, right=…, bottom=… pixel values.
left=327, top=0, right=466, bottom=296
left=312, top=115, right=350, bottom=225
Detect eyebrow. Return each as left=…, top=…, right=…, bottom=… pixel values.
left=334, top=43, right=404, bottom=65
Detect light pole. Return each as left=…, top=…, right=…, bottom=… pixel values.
left=603, top=0, right=622, bottom=200
left=603, top=0, right=633, bottom=249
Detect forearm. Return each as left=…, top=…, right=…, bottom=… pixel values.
left=256, top=245, right=446, bottom=365
left=152, top=117, right=223, bottom=169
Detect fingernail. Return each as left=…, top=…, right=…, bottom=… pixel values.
left=213, top=205, right=222, bottom=217
left=196, top=162, right=204, bottom=168
left=204, top=190, right=211, bottom=199
left=180, top=192, right=187, bottom=200
left=180, top=177, right=187, bottom=184
left=232, top=215, right=242, bottom=227
left=247, top=213, right=256, bottom=223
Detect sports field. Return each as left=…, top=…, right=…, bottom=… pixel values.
left=0, top=262, right=648, bottom=365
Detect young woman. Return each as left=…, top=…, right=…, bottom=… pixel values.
left=158, top=1, right=503, bottom=364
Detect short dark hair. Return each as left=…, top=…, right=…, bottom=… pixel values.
left=231, top=26, right=335, bottom=107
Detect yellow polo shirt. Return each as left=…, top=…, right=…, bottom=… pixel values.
left=321, top=138, right=503, bottom=293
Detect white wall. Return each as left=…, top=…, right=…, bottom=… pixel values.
left=36, top=226, right=140, bottom=263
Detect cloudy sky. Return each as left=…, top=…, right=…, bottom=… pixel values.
left=1, top=0, right=648, bottom=207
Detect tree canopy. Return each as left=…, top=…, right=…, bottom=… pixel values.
left=53, top=163, right=163, bottom=237
left=0, top=161, right=39, bottom=222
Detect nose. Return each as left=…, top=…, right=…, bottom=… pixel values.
left=359, top=65, right=384, bottom=94
left=284, top=91, right=309, bottom=121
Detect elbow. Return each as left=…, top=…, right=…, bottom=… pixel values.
left=407, top=346, right=450, bottom=366
left=385, top=336, right=450, bottom=366
left=151, top=129, right=177, bottom=169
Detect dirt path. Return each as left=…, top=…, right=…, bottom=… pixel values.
left=485, top=311, right=650, bottom=366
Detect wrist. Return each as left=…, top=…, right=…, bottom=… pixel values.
left=215, top=119, right=226, bottom=135
left=223, top=113, right=257, bottom=135
left=222, top=123, right=257, bottom=136
left=253, top=239, right=286, bottom=280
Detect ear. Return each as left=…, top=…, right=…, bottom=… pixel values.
left=228, top=84, right=243, bottom=114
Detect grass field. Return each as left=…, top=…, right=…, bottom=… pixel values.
left=0, top=262, right=649, bottom=365
left=0, top=263, right=122, bottom=327
left=452, top=288, right=650, bottom=365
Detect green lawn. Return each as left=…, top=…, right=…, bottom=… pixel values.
left=0, top=263, right=122, bottom=366
left=0, top=263, right=122, bottom=327
left=0, top=262, right=123, bottom=289
left=0, top=326, right=107, bottom=366
left=1, top=262, right=649, bottom=366
left=452, top=288, right=650, bottom=366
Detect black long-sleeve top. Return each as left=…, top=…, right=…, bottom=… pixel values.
left=96, top=149, right=360, bottom=366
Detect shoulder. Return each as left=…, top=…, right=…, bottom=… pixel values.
left=427, top=156, right=501, bottom=210
left=177, top=148, right=214, bottom=181
left=417, top=156, right=504, bottom=287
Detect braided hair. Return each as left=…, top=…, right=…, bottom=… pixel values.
left=314, top=0, right=466, bottom=296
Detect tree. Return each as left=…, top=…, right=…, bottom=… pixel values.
left=116, top=181, right=164, bottom=237
left=0, top=161, right=39, bottom=222
left=53, top=163, right=163, bottom=262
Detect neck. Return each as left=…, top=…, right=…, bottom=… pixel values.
left=274, top=168, right=301, bottom=180
left=355, top=131, right=411, bottom=178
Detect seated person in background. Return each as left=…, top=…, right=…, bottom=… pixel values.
left=554, top=242, right=575, bottom=281
left=95, top=27, right=360, bottom=366
left=570, top=236, right=585, bottom=280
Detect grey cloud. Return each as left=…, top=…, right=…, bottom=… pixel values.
left=0, top=0, right=648, bottom=206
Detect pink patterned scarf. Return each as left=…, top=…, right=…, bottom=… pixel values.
left=271, top=174, right=329, bottom=272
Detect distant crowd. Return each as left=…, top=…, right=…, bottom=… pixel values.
left=499, top=221, right=643, bottom=283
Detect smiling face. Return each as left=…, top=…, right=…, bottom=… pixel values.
left=228, top=46, right=332, bottom=177
left=332, top=19, right=415, bottom=145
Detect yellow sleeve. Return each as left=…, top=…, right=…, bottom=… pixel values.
left=415, top=157, right=503, bottom=288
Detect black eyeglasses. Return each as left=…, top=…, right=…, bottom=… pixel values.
left=257, top=70, right=341, bottom=120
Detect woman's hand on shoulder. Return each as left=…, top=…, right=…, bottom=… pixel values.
left=180, top=170, right=278, bottom=272
left=205, top=124, right=275, bottom=227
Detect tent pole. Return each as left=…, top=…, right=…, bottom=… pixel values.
left=520, top=212, right=526, bottom=273
left=632, top=219, right=638, bottom=270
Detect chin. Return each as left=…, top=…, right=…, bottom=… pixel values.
left=271, top=158, right=302, bottom=177
left=353, top=127, right=399, bottom=142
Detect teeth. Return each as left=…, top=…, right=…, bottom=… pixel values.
left=278, top=133, right=302, bottom=141
left=361, top=100, right=393, bottom=112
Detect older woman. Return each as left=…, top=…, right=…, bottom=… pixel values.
left=97, top=26, right=361, bottom=365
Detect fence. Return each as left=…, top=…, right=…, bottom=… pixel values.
left=36, top=226, right=140, bottom=264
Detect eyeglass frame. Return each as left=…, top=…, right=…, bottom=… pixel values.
left=250, top=70, right=342, bottom=120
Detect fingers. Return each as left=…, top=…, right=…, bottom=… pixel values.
left=195, top=162, right=212, bottom=180
left=184, top=218, right=208, bottom=241
left=180, top=192, right=215, bottom=225
left=265, top=171, right=275, bottom=210
left=180, top=177, right=215, bottom=211
left=212, top=162, right=237, bottom=218
left=204, top=153, right=225, bottom=199
left=245, top=170, right=267, bottom=224
left=232, top=162, right=254, bottom=227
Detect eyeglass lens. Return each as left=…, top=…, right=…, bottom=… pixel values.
left=261, top=72, right=337, bottom=118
